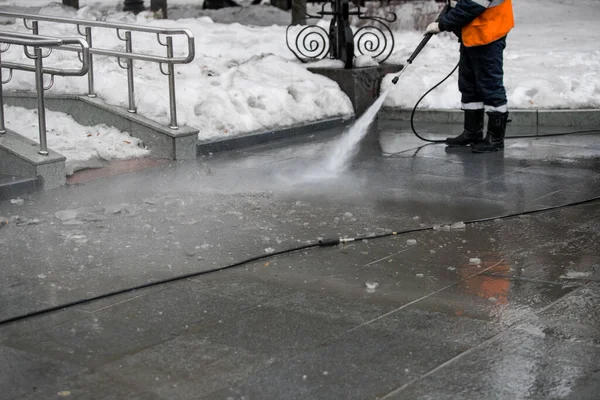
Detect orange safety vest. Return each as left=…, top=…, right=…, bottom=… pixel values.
left=462, top=0, right=514, bottom=47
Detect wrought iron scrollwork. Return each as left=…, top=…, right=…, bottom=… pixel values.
left=286, top=24, right=330, bottom=63
left=286, top=0, right=396, bottom=69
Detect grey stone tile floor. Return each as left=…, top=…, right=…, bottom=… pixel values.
left=1, top=121, right=599, bottom=399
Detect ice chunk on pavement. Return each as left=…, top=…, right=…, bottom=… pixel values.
left=416, top=273, right=424, bottom=278
left=469, top=258, right=481, bottom=265
left=264, top=247, right=275, bottom=254
left=105, top=203, right=129, bottom=215
left=365, top=281, right=379, bottom=290
left=413, top=216, right=420, bottom=221
left=10, top=198, right=24, bottom=205
left=406, top=239, right=417, bottom=246
left=488, top=297, right=498, bottom=302
left=560, top=271, right=592, bottom=279
left=15, top=217, right=41, bottom=226
left=447, top=266, right=456, bottom=271
left=451, top=222, right=466, bottom=230
left=55, top=209, right=79, bottom=221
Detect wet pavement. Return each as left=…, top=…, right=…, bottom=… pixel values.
left=1, top=120, right=599, bottom=399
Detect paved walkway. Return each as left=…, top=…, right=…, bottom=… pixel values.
left=1, top=122, right=599, bottom=399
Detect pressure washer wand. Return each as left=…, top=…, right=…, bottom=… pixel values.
left=392, top=0, right=451, bottom=85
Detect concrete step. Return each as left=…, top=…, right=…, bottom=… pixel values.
left=0, top=173, right=40, bottom=201
left=0, top=130, right=66, bottom=190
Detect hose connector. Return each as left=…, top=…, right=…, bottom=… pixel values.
left=318, top=238, right=340, bottom=247
left=318, top=237, right=356, bottom=246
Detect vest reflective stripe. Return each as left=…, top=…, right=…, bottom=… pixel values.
left=471, top=0, right=491, bottom=7
left=462, top=0, right=514, bottom=47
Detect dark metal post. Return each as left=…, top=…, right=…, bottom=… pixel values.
left=123, top=0, right=146, bottom=14
left=151, top=0, right=168, bottom=19
left=62, top=0, right=79, bottom=8
left=291, top=0, right=306, bottom=25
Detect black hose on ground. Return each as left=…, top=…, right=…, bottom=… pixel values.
left=1, top=195, right=599, bottom=327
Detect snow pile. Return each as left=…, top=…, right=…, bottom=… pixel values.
left=383, top=0, right=600, bottom=110
left=4, top=105, right=149, bottom=175
left=0, top=4, right=353, bottom=139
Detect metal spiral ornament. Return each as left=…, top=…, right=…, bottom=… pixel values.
left=285, top=1, right=396, bottom=68
left=286, top=25, right=330, bottom=62
left=354, top=23, right=394, bottom=63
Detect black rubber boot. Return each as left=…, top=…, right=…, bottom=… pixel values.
left=471, top=112, right=509, bottom=153
left=445, top=109, right=484, bottom=147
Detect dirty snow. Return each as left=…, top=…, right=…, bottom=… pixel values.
left=451, top=222, right=466, bottom=230
left=0, top=3, right=353, bottom=140
left=4, top=106, right=149, bottom=174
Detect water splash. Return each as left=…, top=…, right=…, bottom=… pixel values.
left=273, top=89, right=391, bottom=186
left=325, top=88, right=391, bottom=172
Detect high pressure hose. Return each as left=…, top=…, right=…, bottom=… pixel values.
left=1, top=195, right=599, bottom=327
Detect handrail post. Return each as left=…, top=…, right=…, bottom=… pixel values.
left=33, top=46, right=48, bottom=155
left=0, top=51, right=5, bottom=135
left=166, top=36, right=178, bottom=130
left=125, top=31, right=136, bottom=113
left=84, top=27, right=96, bottom=97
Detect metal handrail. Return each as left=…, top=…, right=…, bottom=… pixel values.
left=0, top=11, right=196, bottom=129
left=0, top=32, right=90, bottom=76
left=0, top=32, right=90, bottom=155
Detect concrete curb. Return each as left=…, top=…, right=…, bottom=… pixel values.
left=197, top=116, right=353, bottom=155
left=380, top=107, right=600, bottom=128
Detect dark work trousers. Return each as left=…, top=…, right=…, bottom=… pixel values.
left=459, top=36, right=507, bottom=112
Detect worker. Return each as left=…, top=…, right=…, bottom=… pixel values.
left=425, top=0, right=514, bottom=153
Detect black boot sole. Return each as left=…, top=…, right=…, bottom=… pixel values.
left=471, top=144, right=505, bottom=153
left=445, top=140, right=480, bottom=148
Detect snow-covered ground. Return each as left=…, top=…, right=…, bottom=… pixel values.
left=4, top=106, right=149, bottom=174
left=1, top=0, right=599, bottom=147
left=1, top=3, right=354, bottom=139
